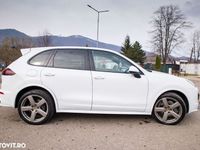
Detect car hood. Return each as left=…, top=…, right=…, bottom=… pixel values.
left=150, top=70, right=179, bottom=79
left=147, top=70, right=196, bottom=89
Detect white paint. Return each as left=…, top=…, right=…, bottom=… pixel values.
left=0, top=47, right=199, bottom=118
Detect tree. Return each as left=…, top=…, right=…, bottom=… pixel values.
left=121, top=35, right=132, bottom=57
left=190, top=31, right=200, bottom=63
left=38, top=30, right=52, bottom=47
left=131, top=41, right=146, bottom=64
left=0, top=38, right=22, bottom=66
left=121, top=36, right=146, bottom=65
left=155, top=55, right=161, bottom=70
left=151, top=5, right=191, bottom=65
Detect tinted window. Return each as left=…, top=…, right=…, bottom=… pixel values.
left=29, top=50, right=53, bottom=66
left=92, top=50, right=132, bottom=73
left=53, top=50, right=89, bottom=70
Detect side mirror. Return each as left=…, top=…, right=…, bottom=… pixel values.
left=128, top=66, right=141, bottom=78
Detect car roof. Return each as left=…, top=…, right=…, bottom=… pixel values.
left=20, top=46, right=120, bottom=56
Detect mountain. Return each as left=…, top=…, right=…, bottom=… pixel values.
left=0, top=29, right=29, bottom=43
left=0, top=29, right=121, bottom=52
left=0, top=29, right=189, bottom=61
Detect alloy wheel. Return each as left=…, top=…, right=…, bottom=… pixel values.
left=154, top=97, right=183, bottom=124
left=20, top=95, right=48, bottom=123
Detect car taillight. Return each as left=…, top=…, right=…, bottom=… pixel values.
left=2, top=68, right=16, bottom=76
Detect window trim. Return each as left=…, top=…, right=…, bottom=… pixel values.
left=47, top=49, right=91, bottom=71
left=90, top=50, right=144, bottom=75
left=28, top=50, right=55, bottom=67
left=28, top=48, right=144, bottom=74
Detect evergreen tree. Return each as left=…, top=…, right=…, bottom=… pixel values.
left=155, top=55, right=161, bottom=71
left=131, top=41, right=146, bottom=65
left=121, top=37, right=146, bottom=65
left=121, top=35, right=131, bottom=56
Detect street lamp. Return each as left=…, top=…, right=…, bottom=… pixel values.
left=87, top=4, right=109, bottom=47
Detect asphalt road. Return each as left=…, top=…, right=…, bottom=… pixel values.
left=0, top=76, right=200, bottom=150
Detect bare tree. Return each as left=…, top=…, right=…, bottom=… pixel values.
left=190, top=31, right=200, bottom=63
left=11, top=37, right=33, bottom=49
left=0, top=38, right=22, bottom=66
left=151, top=5, right=191, bottom=65
left=38, top=30, right=52, bottom=47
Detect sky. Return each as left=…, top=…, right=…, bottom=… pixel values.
left=0, top=0, right=200, bottom=57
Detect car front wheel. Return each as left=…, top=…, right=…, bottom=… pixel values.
left=153, top=92, right=186, bottom=125
left=18, top=90, right=55, bottom=125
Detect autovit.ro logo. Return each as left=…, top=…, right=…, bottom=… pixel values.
left=0, top=143, right=26, bottom=149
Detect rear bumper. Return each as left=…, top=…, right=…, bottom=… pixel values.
left=0, top=90, right=15, bottom=107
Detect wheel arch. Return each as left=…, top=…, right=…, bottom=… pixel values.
left=15, top=86, right=58, bottom=111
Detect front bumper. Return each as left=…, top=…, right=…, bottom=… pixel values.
left=187, top=86, right=199, bottom=113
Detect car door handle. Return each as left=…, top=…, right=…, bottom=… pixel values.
left=44, top=73, right=55, bottom=77
left=94, top=76, right=105, bottom=80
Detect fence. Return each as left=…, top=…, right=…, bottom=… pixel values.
left=180, top=63, right=200, bottom=75
left=144, top=63, right=179, bottom=74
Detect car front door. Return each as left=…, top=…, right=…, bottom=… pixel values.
left=91, top=50, right=148, bottom=112
left=41, top=49, right=92, bottom=111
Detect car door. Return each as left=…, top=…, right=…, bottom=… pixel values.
left=91, top=50, right=148, bottom=112
left=41, top=49, right=92, bottom=111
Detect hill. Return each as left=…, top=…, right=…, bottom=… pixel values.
left=0, top=29, right=121, bottom=52
left=0, top=29, right=189, bottom=62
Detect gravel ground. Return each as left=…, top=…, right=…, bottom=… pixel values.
left=0, top=76, right=200, bottom=150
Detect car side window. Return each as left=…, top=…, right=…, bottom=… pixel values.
left=92, top=50, right=132, bottom=73
left=53, top=50, right=89, bottom=70
left=29, top=50, right=53, bottom=66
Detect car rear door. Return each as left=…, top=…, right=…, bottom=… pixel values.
left=41, top=49, right=92, bottom=111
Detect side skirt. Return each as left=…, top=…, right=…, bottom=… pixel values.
left=56, top=110, right=151, bottom=115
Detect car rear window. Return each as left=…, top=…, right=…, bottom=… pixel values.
left=29, top=50, right=53, bottom=66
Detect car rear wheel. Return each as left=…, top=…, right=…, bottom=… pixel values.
left=18, top=90, right=55, bottom=125
left=153, top=92, right=186, bottom=125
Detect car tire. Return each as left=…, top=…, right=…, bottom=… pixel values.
left=153, top=92, right=187, bottom=125
left=18, top=89, right=55, bottom=125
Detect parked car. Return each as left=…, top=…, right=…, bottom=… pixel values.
left=0, top=47, right=199, bottom=125
left=0, top=63, right=5, bottom=71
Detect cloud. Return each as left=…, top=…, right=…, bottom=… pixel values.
left=184, top=0, right=200, bottom=17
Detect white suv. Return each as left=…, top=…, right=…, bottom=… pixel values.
left=0, top=47, right=199, bottom=125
